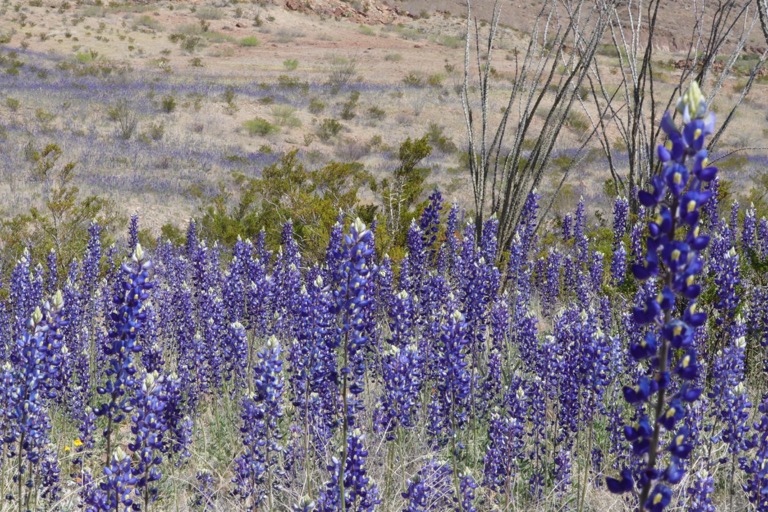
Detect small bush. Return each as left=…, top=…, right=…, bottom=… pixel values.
left=239, top=36, right=260, bottom=47
left=283, top=59, right=299, bottom=71
left=317, top=118, right=343, bottom=142
left=384, top=53, right=402, bottom=62
left=427, top=73, right=444, bottom=87
left=309, top=97, right=326, bottom=114
left=6, top=97, right=20, bottom=111
left=196, top=7, right=224, bottom=20
left=161, top=95, right=176, bottom=113
left=272, top=105, right=302, bottom=128
left=146, top=121, right=164, bottom=141
left=402, top=72, right=423, bottom=87
left=108, top=100, right=137, bottom=140
left=565, top=110, right=589, bottom=133
left=327, top=57, right=357, bottom=93
left=244, top=117, right=279, bottom=136
left=340, top=91, right=360, bottom=120
left=367, top=106, right=386, bottom=121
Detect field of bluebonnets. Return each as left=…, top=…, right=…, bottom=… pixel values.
left=2, top=1, right=768, bottom=512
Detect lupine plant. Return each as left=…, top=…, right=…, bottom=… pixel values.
left=2, top=75, right=768, bottom=512
left=606, top=82, right=717, bottom=510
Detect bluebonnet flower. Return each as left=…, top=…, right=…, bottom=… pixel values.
left=713, top=247, right=740, bottom=319
left=613, top=196, right=629, bottom=248
left=574, top=198, right=589, bottom=262
left=402, top=459, right=454, bottom=512
left=483, top=383, right=526, bottom=496
left=128, top=212, right=139, bottom=251
left=611, top=242, right=627, bottom=286
left=429, top=307, right=471, bottom=444
left=562, top=212, right=573, bottom=241
left=194, top=470, right=216, bottom=510
left=686, top=471, right=715, bottom=512
left=86, top=447, right=138, bottom=511
left=608, top=82, right=715, bottom=510
left=128, top=371, right=168, bottom=510
left=331, top=218, right=375, bottom=424
left=3, top=288, right=67, bottom=501
left=233, top=336, right=284, bottom=509
left=554, top=448, right=572, bottom=496
left=139, top=303, right=164, bottom=373
left=758, top=217, right=768, bottom=258
left=162, top=373, right=192, bottom=465
left=741, top=394, right=768, bottom=510
left=419, top=189, right=443, bottom=264
left=318, top=430, right=380, bottom=512
left=94, top=244, right=153, bottom=463
left=705, top=318, right=752, bottom=470
left=743, top=204, right=756, bottom=253
left=377, top=342, right=423, bottom=437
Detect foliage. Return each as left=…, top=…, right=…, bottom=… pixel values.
left=379, top=135, right=432, bottom=246
left=0, top=143, right=118, bottom=268
left=198, top=150, right=372, bottom=259
left=243, top=117, right=279, bottom=136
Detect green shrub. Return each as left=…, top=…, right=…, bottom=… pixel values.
left=367, top=106, right=386, bottom=121
left=402, top=72, right=423, bottom=87
left=309, top=97, right=326, bottom=114
left=317, top=118, right=342, bottom=142
left=340, top=91, right=360, bottom=120
left=244, top=117, right=279, bottom=136
left=5, top=97, right=20, bottom=111
left=239, top=36, right=260, bottom=47
left=271, top=105, right=301, bottom=128
left=161, top=95, right=176, bottom=113
left=283, top=59, right=299, bottom=71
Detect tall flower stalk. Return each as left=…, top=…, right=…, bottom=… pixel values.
left=94, top=244, right=153, bottom=466
left=328, top=218, right=375, bottom=512
left=607, top=82, right=716, bottom=511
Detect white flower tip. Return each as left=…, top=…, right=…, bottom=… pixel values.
left=353, top=217, right=367, bottom=235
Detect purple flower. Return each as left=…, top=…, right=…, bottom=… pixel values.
left=608, top=83, right=713, bottom=510
left=233, top=336, right=285, bottom=509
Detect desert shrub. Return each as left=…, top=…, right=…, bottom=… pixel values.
left=426, top=123, right=457, bottom=154
left=367, top=106, right=386, bottom=121
left=384, top=53, right=402, bottom=62
left=327, top=56, right=357, bottom=93
left=5, top=97, right=20, bottom=111
left=427, top=73, right=444, bottom=87
left=1, top=143, right=117, bottom=265
left=565, top=110, right=589, bottom=133
left=283, top=58, right=299, bottom=71
left=276, top=74, right=307, bottom=91
left=107, top=100, right=138, bottom=140
left=196, top=7, right=224, bottom=20
left=316, top=118, right=343, bottom=142
left=239, top=36, right=260, bottom=47
left=271, top=105, right=301, bottom=128
left=181, top=35, right=203, bottom=53
left=340, top=91, right=360, bottom=120
left=402, top=72, right=423, bottom=87
left=146, top=121, right=164, bottom=141
left=308, top=97, right=326, bottom=114
left=199, top=150, right=371, bottom=258
left=132, top=14, right=160, bottom=31
left=243, top=117, right=279, bottom=136
left=161, top=95, right=176, bottom=113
